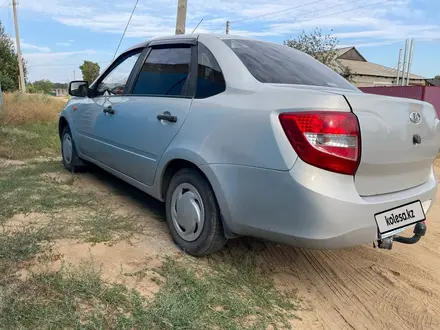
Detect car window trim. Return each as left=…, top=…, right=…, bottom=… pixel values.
left=124, top=46, right=151, bottom=95
left=89, top=47, right=144, bottom=97
left=149, top=38, right=196, bottom=47
left=126, top=44, right=197, bottom=99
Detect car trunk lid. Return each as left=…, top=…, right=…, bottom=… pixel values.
left=344, top=92, right=439, bottom=196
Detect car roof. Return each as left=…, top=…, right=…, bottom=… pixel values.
left=123, top=33, right=256, bottom=53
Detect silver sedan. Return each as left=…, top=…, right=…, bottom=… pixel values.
left=59, top=34, right=439, bottom=256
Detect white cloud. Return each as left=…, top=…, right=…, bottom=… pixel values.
left=16, top=0, right=439, bottom=42
left=25, top=49, right=97, bottom=62
left=12, top=0, right=440, bottom=80
left=21, top=41, right=51, bottom=52
left=10, top=38, right=51, bottom=52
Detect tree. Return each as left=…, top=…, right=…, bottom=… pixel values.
left=0, top=20, right=27, bottom=91
left=435, top=75, right=440, bottom=80
left=52, top=82, right=68, bottom=89
left=79, top=61, right=100, bottom=84
left=30, top=79, right=53, bottom=94
left=340, top=67, right=354, bottom=83
left=284, top=28, right=338, bottom=67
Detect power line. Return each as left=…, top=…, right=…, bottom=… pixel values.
left=230, top=0, right=327, bottom=24
left=209, top=0, right=369, bottom=33
left=112, top=0, right=139, bottom=61
left=271, top=0, right=391, bottom=29
left=274, top=0, right=364, bottom=23
left=0, top=0, right=9, bottom=9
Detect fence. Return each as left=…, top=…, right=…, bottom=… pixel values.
left=359, top=86, right=440, bottom=118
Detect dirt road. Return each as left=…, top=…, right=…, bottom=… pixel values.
left=260, top=164, right=440, bottom=329
left=42, top=163, right=440, bottom=329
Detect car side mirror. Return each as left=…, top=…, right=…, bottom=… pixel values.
left=68, top=81, right=89, bottom=97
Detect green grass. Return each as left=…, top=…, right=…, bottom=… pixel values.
left=0, top=227, right=51, bottom=284
left=146, top=257, right=297, bottom=329
left=78, top=210, right=146, bottom=244
left=0, top=160, right=149, bottom=246
left=0, top=256, right=296, bottom=330
left=0, top=161, right=88, bottom=222
left=0, top=122, right=60, bottom=159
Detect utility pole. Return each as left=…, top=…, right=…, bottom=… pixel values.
left=226, top=21, right=230, bottom=34
left=73, top=70, right=76, bottom=80
left=405, top=39, right=415, bottom=86
left=401, top=39, right=409, bottom=86
left=12, top=0, right=26, bottom=93
left=175, top=0, right=187, bottom=35
left=395, top=49, right=402, bottom=86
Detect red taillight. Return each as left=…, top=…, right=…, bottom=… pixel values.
left=279, top=111, right=361, bottom=175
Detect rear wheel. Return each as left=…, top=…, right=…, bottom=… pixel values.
left=165, top=168, right=227, bottom=256
left=61, top=126, right=86, bottom=172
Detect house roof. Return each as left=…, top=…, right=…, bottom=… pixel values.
left=426, top=79, right=440, bottom=86
left=334, top=47, right=367, bottom=61
left=337, top=59, right=425, bottom=80
left=333, top=46, right=424, bottom=80
left=334, top=47, right=353, bottom=57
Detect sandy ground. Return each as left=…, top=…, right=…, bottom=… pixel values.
left=14, top=162, right=440, bottom=329
left=270, top=165, right=440, bottom=329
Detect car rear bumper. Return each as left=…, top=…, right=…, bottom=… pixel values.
left=203, top=159, right=437, bottom=249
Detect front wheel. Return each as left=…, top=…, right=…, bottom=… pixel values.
left=61, top=126, right=86, bottom=172
left=165, top=168, right=227, bottom=256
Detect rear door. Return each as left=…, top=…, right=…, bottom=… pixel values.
left=345, top=92, right=440, bottom=196
left=105, top=40, right=196, bottom=186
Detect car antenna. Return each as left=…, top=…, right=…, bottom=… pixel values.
left=191, top=19, right=203, bottom=34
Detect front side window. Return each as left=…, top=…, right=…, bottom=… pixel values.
left=195, top=43, right=226, bottom=98
left=96, top=50, right=141, bottom=96
left=222, top=39, right=356, bottom=90
left=132, top=47, right=191, bottom=97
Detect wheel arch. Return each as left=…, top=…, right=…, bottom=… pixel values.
left=158, top=155, right=237, bottom=239
left=58, top=116, right=70, bottom=138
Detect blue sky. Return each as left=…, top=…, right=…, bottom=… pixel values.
left=0, top=0, right=439, bottom=83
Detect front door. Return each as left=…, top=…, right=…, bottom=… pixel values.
left=75, top=49, right=142, bottom=166
left=105, top=45, right=195, bottom=186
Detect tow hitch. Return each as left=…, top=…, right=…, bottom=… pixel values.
left=377, top=222, right=427, bottom=250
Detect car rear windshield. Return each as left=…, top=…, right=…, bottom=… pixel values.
left=222, top=39, right=356, bottom=90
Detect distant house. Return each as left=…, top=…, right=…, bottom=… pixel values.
left=426, top=79, right=440, bottom=86
left=53, top=88, right=68, bottom=97
left=332, top=47, right=425, bottom=87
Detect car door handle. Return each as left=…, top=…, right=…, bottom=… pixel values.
left=103, top=106, right=115, bottom=115
left=157, top=113, right=177, bottom=123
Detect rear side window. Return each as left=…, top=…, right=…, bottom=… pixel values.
left=132, top=47, right=191, bottom=96
left=222, top=39, right=356, bottom=90
left=195, top=43, right=226, bottom=98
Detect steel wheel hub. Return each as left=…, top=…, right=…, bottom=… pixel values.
left=171, top=183, right=205, bottom=242
left=62, top=133, right=73, bottom=165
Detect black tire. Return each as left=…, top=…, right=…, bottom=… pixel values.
left=61, top=126, right=86, bottom=172
left=165, top=168, right=227, bottom=256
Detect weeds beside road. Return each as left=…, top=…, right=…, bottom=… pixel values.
left=0, top=92, right=62, bottom=159
left=0, top=93, right=297, bottom=329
